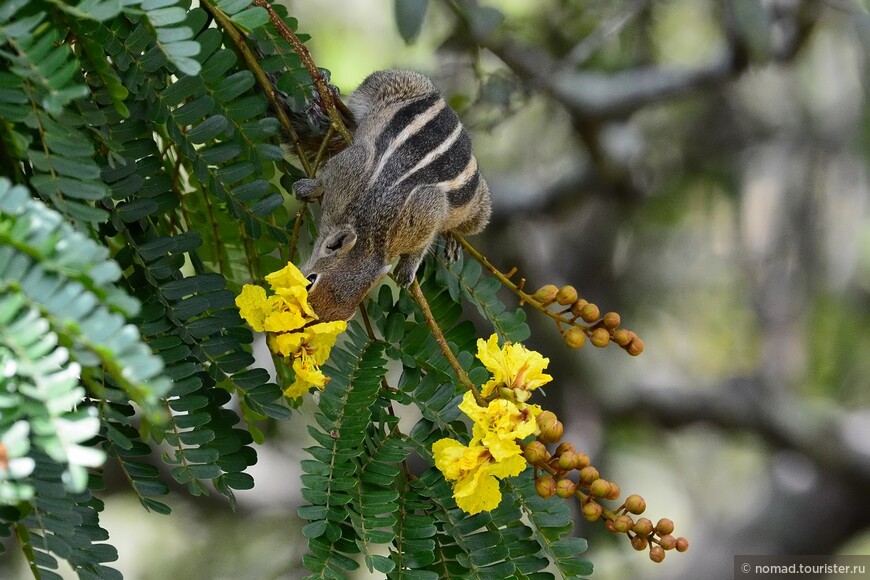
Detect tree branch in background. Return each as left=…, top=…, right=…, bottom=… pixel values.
left=603, top=379, right=870, bottom=487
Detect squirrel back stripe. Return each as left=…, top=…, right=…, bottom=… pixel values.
left=367, top=93, right=476, bottom=207
left=374, top=93, right=441, bottom=160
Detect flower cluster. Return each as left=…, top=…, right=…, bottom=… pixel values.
left=235, top=262, right=346, bottom=399
left=432, top=334, right=551, bottom=514
left=431, top=333, right=687, bottom=561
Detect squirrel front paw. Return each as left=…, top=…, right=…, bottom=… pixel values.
left=393, top=254, right=422, bottom=287
left=292, top=178, right=324, bottom=201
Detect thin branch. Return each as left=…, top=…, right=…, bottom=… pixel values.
left=250, top=0, right=353, bottom=144
left=454, top=234, right=601, bottom=338
left=446, top=0, right=751, bottom=122
left=287, top=202, right=309, bottom=263
left=201, top=0, right=313, bottom=176
left=603, top=380, right=870, bottom=486
left=408, top=279, right=484, bottom=404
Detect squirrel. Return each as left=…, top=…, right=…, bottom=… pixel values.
left=293, top=69, right=492, bottom=322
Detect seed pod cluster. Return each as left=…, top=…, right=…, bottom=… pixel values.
left=523, top=414, right=686, bottom=563
left=529, top=284, right=644, bottom=355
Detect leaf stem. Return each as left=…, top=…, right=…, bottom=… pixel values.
left=200, top=0, right=313, bottom=176
left=454, top=234, right=591, bottom=334
left=250, top=0, right=353, bottom=144
left=408, top=279, right=484, bottom=404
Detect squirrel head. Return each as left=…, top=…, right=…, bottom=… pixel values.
left=302, top=224, right=391, bottom=322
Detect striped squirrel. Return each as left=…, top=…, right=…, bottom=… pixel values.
left=294, top=69, right=492, bottom=321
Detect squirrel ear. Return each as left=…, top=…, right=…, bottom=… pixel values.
left=323, top=226, right=357, bottom=256
left=293, top=178, right=323, bottom=201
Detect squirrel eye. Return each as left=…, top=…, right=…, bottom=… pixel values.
left=306, top=273, right=318, bottom=286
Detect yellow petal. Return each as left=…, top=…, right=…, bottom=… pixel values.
left=274, top=284, right=317, bottom=320
left=293, top=357, right=328, bottom=388
left=263, top=309, right=308, bottom=333
left=475, top=334, right=553, bottom=396
left=265, top=262, right=310, bottom=292
left=432, top=438, right=468, bottom=481
left=486, top=452, right=527, bottom=479
left=460, top=392, right=537, bottom=462
left=235, top=285, right=270, bottom=332
left=282, top=357, right=329, bottom=399
left=302, top=321, right=347, bottom=365
left=268, top=332, right=306, bottom=357
left=453, top=466, right=503, bottom=514
left=476, top=335, right=508, bottom=396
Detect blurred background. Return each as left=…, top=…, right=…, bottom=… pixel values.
left=8, top=0, right=869, bottom=578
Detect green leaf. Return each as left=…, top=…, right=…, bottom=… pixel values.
left=231, top=7, right=269, bottom=31
left=394, top=0, right=428, bottom=44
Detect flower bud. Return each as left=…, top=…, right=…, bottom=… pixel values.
left=590, top=328, right=610, bottom=348
left=556, top=285, right=578, bottom=305
left=498, top=386, right=514, bottom=400
left=573, top=452, right=591, bottom=469
left=589, top=478, right=609, bottom=498
left=533, top=285, right=559, bottom=305
left=632, top=518, right=653, bottom=536
left=675, top=537, right=689, bottom=552
left=627, top=338, right=645, bottom=356
left=603, top=312, right=620, bottom=329
left=649, top=545, right=665, bottom=563
left=580, top=303, right=600, bottom=323
left=570, top=299, right=589, bottom=317
left=557, top=451, right=576, bottom=470
left=553, top=442, right=575, bottom=456
left=514, top=388, right=532, bottom=403
left=555, top=478, right=576, bottom=498
left=604, top=518, right=616, bottom=533
left=659, top=534, right=677, bottom=551
left=582, top=501, right=602, bottom=521
left=631, top=535, right=648, bottom=551
left=579, top=466, right=599, bottom=485
left=605, top=481, right=621, bottom=500
left=537, top=411, right=563, bottom=443
left=563, top=327, right=586, bottom=349
left=523, top=441, right=548, bottom=464
left=534, top=475, right=556, bottom=499
left=612, top=329, right=632, bottom=346
left=625, top=494, right=646, bottom=514
left=655, top=518, right=674, bottom=536
left=613, top=515, right=634, bottom=533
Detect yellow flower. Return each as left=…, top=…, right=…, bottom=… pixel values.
left=265, top=261, right=309, bottom=290
left=267, top=332, right=306, bottom=358
left=459, top=391, right=540, bottom=462
left=432, top=438, right=526, bottom=515
left=283, top=356, right=328, bottom=398
left=476, top=334, right=552, bottom=397
left=301, top=321, right=347, bottom=365
left=235, top=285, right=271, bottom=332
left=265, top=263, right=316, bottom=319
left=262, top=299, right=308, bottom=333
left=236, top=262, right=347, bottom=400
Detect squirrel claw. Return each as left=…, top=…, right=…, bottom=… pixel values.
left=393, top=255, right=421, bottom=287
left=444, top=234, right=461, bottom=263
